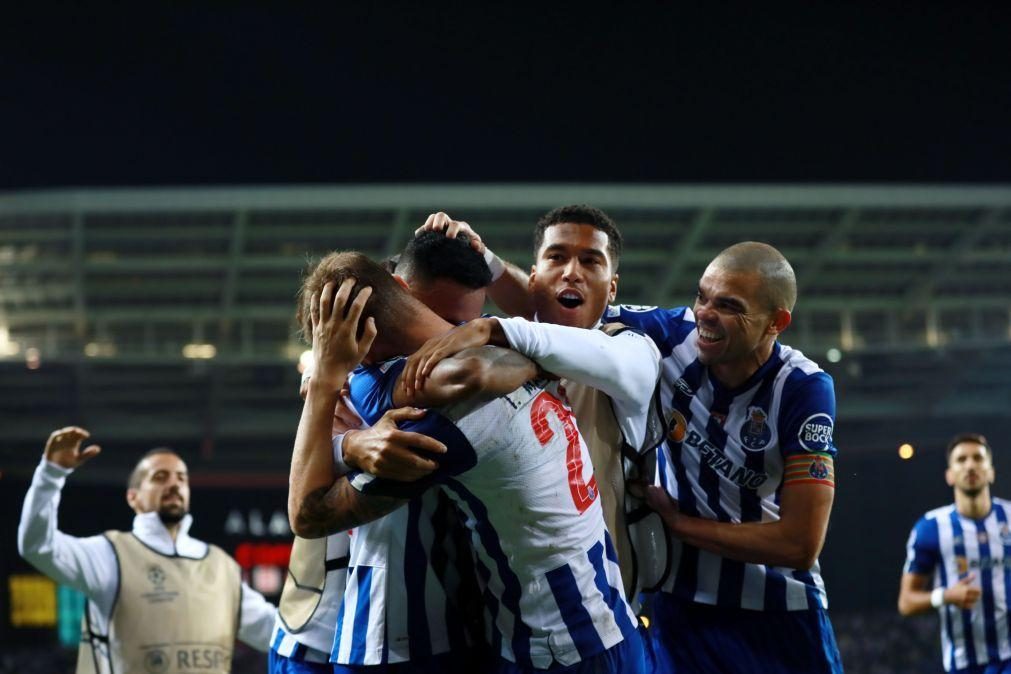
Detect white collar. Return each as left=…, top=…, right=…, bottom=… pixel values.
left=130, top=512, right=207, bottom=559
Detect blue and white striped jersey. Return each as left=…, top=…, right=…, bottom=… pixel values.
left=605, top=304, right=837, bottom=611
left=330, top=473, right=476, bottom=666
left=905, top=498, right=1011, bottom=672
left=344, top=358, right=639, bottom=669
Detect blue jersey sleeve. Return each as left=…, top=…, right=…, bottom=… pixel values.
left=604, top=304, right=695, bottom=358
left=347, top=410, right=478, bottom=499
left=904, top=516, right=940, bottom=576
left=777, top=369, right=838, bottom=459
left=347, top=359, right=406, bottom=426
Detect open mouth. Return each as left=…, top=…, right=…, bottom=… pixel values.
left=698, top=327, right=724, bottom=343
left=556, top=289, right=584, bottom=309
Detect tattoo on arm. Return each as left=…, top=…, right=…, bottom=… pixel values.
left=294, top=477, right=405, bottom=538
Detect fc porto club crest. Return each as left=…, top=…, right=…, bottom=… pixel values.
left=740, top=406, right=772, bottom=450
left=809, top=456, right=830, bottom=480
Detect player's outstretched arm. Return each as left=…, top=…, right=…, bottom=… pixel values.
left=898, top=571, right=980, bottom=615
left=646, top=478, right=835, bottom=570
left=237, top=581, right=278, bottom=651
left=416, top=212, right=534, bottom=318
left=497, top=318, right=661, bottom=407
left=18, top=427, right=117, bottom=606
left=289, top=279, right=375, bottom=530
left=401, top=317, right=508, bottom=396
left=394, top=345, right=538, bottom=409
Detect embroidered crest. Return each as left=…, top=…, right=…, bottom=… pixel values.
left=809, top=456, right=830, bottom=480
left=740, top=406, right=772, bottom=450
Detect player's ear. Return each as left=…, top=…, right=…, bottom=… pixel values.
left=392, top=275, right=410, bottom=291
left=768, top=308, right=791, bottom=336
left=944, top=467, right=956, bottom=488
left=126, top=488, right=138, bottom=510
left=528, top=266, right=537, bottom=291
left=608, top=273, right=619, bottom=303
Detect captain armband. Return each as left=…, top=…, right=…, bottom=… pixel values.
left=783, top=452, right=835, bottom=488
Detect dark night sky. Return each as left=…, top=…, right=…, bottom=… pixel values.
left=2, top=3, right=1010, bottom=189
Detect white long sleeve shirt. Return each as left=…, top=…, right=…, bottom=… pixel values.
left=17, top=457, right=277, bottom=651
left=496, top=316, right=662, bottom=450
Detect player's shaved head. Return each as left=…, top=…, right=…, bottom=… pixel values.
left=297, top=250, right=424, bottom=342
left=709, top=241, right=797, bottom=312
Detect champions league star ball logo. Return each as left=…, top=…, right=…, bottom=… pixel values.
left=740, top=406, right=772, bottom=450
left=147, top=565, right=166, bottom=589
left=144, top=649, right=170, bottom=673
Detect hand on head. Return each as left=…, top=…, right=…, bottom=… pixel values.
left=415, top=212, right=485, bottom=254
left=309, top=278, right=377, bottom=392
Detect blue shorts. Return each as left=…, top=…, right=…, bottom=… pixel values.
left=492, top=631, right=646, bottom=674
left=268, top=649, right=333, bottom=674
left=331, top=651, right=478, bottom=674
left=648, top=593, right=843, bottom=674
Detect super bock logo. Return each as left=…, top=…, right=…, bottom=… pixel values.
left=739, top=406, right=772, bottom=450
left=798, top=413, right=834, bottom=452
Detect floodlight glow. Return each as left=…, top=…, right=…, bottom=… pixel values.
left=0, top=325, right=19, bottom=357
left=25, top=347, right=41, bottom=370
left=898, top=443, right=915, bottom=460
left=84, top=342, right=117, bottom=358
left=825, top=348, right=842, bottom=363
left=182, top=343, right=217, bottom=359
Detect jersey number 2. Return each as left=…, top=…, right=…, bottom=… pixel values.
left=530, top=392, right=598, bottom=514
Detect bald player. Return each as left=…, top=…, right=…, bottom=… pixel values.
left=616, top=242, right=843, bottom=674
